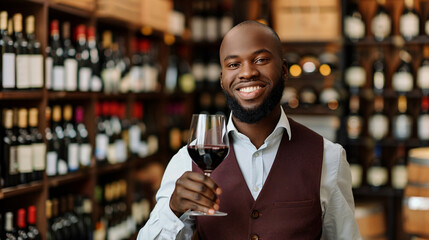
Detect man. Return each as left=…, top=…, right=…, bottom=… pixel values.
left=138, top=21, right=361, bottom=239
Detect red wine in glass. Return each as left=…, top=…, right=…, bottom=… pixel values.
left=187, top=114, right=229, bottom=216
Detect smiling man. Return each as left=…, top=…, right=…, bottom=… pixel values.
left=138, top=21, right=361, bottom=240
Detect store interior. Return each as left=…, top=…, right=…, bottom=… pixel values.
left=1, top=0, right=429, bottom=239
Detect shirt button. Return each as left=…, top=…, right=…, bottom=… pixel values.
left=254, top=153, right=259, bottom=157
left=250, top=234, right=259, bottom=240
left=253, top=186, right=259, bottom=192
left=251, top=210, right=259, bottom=219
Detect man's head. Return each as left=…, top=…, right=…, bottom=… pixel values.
left=219, top=21, right=287, bottom=124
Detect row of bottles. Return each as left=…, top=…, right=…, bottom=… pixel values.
left=94, top=179, right=145, bottom=240
left=1, top=107, right=46, bottom=188
left=346, top=47, right=429, bottom=95
left=94, top=101, right=159, bottom=166
left=346, top=95, right=429, bottom=141
left=0, top=11, right=44, bottom=90
left=348, top=144, right=408, bottom=190
left=46, top=194, right=93, bottom=240
left=1, top=205, right=40, bottom=240
left=345, top=0, right=429, bottom=42
left=45, top=104, right=91, bottom=177
left=282, top=85, right=341, bottom=111
left=284, top=52, right=339, bottom=78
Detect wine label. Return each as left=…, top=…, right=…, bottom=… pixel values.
left=393, top=115, right=412, bottom=140
left=418, top=114, right=429, bottom=140
left=138, top=140, right=149, bottom=158
left=9, top=146, right=18, bottom=174
left=78, top=67, right=92, bottom=92
left=52, top=65, right=65, bottom=91
left=142, top=65, right=158, bottom=92
left=192, top=62, right=206, bottom=83
left=220, top=16, right=233, bottom=37
left=206, top=17, right=218, bottom=42
left=148, top=135, right=159, bottom=155
left=79, top=143, right=92, bottom=167
left=345, top=66, right=366, bottom=88
left=129, top=125, right=141, bottom=154
left=30, top=54, right=44, bottom=88
left=129, top=66, right=142, bottom=93
left=115, top=140, right=127, bottom=163
left=68, top=143, right=79, bottom=171
left=349, top=163, right=363, bottom=188
left=417, top=66, right=429, bottom=90
left=371, top=12, right=391, bottom=40
left=2, top=53, right=16, bottom=88
left=367, top=166, right=388, bottom=187
left=107, top=143, right=117, bottom=164
left=179, top=73, right=195, bottom=93
left=16, top=54, right=31, bottom=89
left=373, top=71, right=385, bottom=91
left=32, top=143, right=46, bottom=171
left=169, top=11, right=185, bottom=36
left=46, top=151, right=58, bottom=176
left=368, top=114, right=389, bottom=140
left=392, top=165, right=408, bottom=189
left=95, top=133, right=108, bottom=161
left=207, top=63, right=221, bottom=83
left=392, top=72, right=414, bottom=92
left=45, top=57, right=53, bottom=90
left=64, top=58, right=78, bottom=91
left=347, top=115, right=362, bottom=139
left=191, top=17, right=204, bottom=42
left=400, top=13, right=419, bottom=39
left=90, top=75, right=102, bottom=92
left=17, top=145, right=32, bottom=173
left=57, top=159, right=68, bottom=175
left=344, top=16, right=365, bottom=40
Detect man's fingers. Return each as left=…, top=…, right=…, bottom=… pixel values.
left=184, top=172, right=221, bottom=195
left=176, top=176, right=218, bottom=202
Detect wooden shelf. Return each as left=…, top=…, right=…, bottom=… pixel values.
left=346, top=35, right=429, bottom=47
left=48, top=170, right=92, bottom=187
left=96, top=162, right=129, bottom=175
left=0, top=90, right=44, bottom=101
left=283, top=104, right=342, bottom=116
left=48, top=91, right=95, bottom=100
left=353, top=186, right=403, bottom=198
left=0, top=182, right=44, bottom=200
left=48, top=2, right=93, bottom=18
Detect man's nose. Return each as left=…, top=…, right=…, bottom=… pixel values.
left=238, top=62, right=259, bottom=80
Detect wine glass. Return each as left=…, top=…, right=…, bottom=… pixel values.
left=187, top=114, right=230, bottom=216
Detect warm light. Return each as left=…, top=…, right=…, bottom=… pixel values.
left=164, top=33, right=175, bottom=45
left=289, top=64, right=302, bottom=77
left=320, top=64, right=332, bottom=76
left=141, top=26, right=153, bottom=36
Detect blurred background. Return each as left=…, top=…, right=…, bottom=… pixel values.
left=1, top=0, right=429, bottom=239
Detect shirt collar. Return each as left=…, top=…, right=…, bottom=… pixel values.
left=226, top=106, right=292, bottom=141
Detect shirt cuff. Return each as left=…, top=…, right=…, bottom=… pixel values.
left=159, top=202, right=186, bottom=233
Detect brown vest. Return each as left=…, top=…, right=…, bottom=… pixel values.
left=192, top=118, right=323, bottom=240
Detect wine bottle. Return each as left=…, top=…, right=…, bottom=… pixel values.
left=1, top=11, right=16, bottom=90
left=27, top=206, right=41, bottom=240
left=344, top=0, right=365, bottom=41
left=345, top=51, right=366, bottom=93
left=16, top=209, right=29, bottom=240
left=107, top=102, right=118, bottom=164
left=417, top=46, right=429, bottom=94
left=62, top=22, right=77, bottom=92
left=392, top=50, right=414, bottom=94
left=192, top=53, right=206, bottom=90
left=51, top=198, right=67, bottom=240
left=219, top=0, right=233, bottom=37
left=49, top=20, right=65, bottom=91
left=100, top=31, right=115, bottom=94
left=141, top=39, right=159, bottom=93
left=299, top=87, right=318, bottom=108
left=129, top=38, right=142, bottom=93
left=418, top=95, right=429, bottom=141
left=75, top=106, right=91, bottom=168
left=366, top=145, right=388, bottom=188
left=165, top=45, right=179, bottom=93
left=371, top=0, right=391, bottom=41
left=206, top=51, right=221, bottom=89
left=76, top=24, right=91, bottom=92
left=46, top=200, right=54, bottom=240
left=400, top=0, right=419, bottom=41
left=113, top=103, right=127, bottom=163
left=319, top=87, right=340, bottom=111
left=393, top=95, right=413, bottom=140
left=2, top=108, right=19, bottom=187
left=372, top=49, right=386, bottom=94
left=191, top=0, right=205, bottom=42
left=129, top=103, right=143, bottom=157
left=62, top=196, right=80, bottom=240
left=95, top=102, right=108, bottom=165
left=4, top=212, right=16, bottom=239
left=13, top=13, right=30, bottom=90
left=17, top=108, right=33, bottom=184
left=178, top=46, right=195, bottom=93
left=205, top=0, right=219, bottom=42
left=25, top=15, right=43, bottom=89
left=346, top=94, right=363, bottom=140
left=28, top=108, right=46, bottom=181
left=391, top=145, right=408, bottom=189
left=45, top=107, right=58, bottom=177
left=87, top=26, right=102, bottom=92
left=52, top=105, right=67, bottom=175
left=169, top=1, right=185, bottom=37
left=63, top=104, right=79, bottom=172
left=347, top=147, right=363, bottom=188
left=368, top=96, right=389, bottom=141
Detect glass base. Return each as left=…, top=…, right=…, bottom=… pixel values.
left=189, top=210, right=227, bottom=216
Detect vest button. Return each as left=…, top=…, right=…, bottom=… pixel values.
left=250, top=234, right=259, bottom=240
left=251, top=210, right=259, bottom=219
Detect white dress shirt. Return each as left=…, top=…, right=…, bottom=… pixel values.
left=138, top=107, right=362, bottom=240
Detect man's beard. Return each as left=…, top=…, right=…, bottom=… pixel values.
left=223, top=77, right=285, bottom=124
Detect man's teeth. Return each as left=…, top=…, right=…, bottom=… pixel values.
left=239, top=86, right=261, bottom=93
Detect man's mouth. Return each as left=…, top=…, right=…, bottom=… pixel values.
left=238, top=86, right=262, bottom=93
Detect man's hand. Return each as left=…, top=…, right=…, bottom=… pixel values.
left=169, top=171, right=222, bottom=217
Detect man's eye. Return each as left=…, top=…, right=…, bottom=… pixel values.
left=255, top=58, right=268, bottom=64
left=227, top=63, right=239, bottom=68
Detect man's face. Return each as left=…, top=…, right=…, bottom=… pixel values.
left=219, top=23, right=287, bottom=123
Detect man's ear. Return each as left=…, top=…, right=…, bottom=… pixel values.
left=282, top=59, right=288, bottom=77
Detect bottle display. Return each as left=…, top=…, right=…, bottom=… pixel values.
left=418, top=96, right=429, bottom=141
left=372, top=49, right=386, bottom=94
left=393, top=95, right=413, bottom=140
left=417, top=46, right=429, bottom=94
left=368, top=96, right=389, bottom=141
left=391, top=145, right=408, bottom=189
left=76, top=24, right=91, bottom=92
left=344, top=0, right=365, bottom=41
left=17, top=108, right=32, bottom=184
left=49, top=20, right=65, bottom=91
left=1, top=108, right=19, bottom=187
left=400, top=0, right=419, bottom=41
left=63, top=105, right=79, bottom=172
left=25, top=15, right=43, bottom=89
left=346, top=94, right=363, bottom=140
left=345, top=51, right=366, bottom=93
left=62, top=22, right=78, bottom=92
left=392, top=50, right=414, bottom=94
left=366, top=145, right=388, bottom=188
left=14, top=13, right=30, bottom=90
left=1, top=11, right=16, bottom=90
left=28, top=108, right=46, bottom=181
left=371, top=0, right=391, bottom=41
